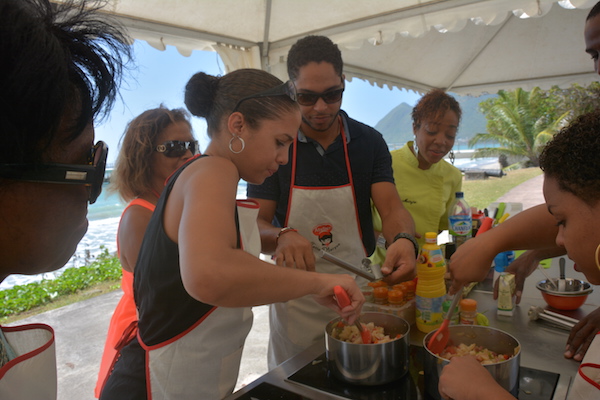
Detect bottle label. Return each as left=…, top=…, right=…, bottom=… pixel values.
left=449, top=215, right=472, bottom=236
left=416, top=295, right=444, bottom=327
left=418, top=248, right=446, bottom=269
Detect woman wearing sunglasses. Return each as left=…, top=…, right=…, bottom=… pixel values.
left=94, top=106, right=196, bottom=397
left=0, top=0, right=129, bottom=398
left=99, top=68, right=365, bottom=400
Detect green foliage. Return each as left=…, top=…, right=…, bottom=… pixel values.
left=470, top=88, right=570, bottom=167
left=0, top=247, right=121, bottom=318
left=471, top=83, right=600, bottom=167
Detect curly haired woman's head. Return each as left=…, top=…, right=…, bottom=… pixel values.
left=540, top=110, right=600, bottom=205
left=110, top=106, right=193, bottom=202
left=412, top=89, right=462, bottom=130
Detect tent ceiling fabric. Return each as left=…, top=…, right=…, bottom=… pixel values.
left=101, top=0, right=598, bottom=95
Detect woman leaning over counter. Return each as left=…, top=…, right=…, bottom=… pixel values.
left=439, top=111, right=600, bottom=400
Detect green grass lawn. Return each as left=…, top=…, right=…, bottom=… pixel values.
left=462, top=167, right=543, bottom=210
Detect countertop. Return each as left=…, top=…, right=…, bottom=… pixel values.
left=225, top=256, right=599, bottom=400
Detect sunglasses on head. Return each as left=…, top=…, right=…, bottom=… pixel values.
left=0, top=141, right=108, bottom=204
left=232, top=80, right=297, bottom=113
left=155, top=140, right=198, bottom=158
left=296, top=87, right=345, bottom=106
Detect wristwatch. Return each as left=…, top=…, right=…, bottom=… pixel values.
left=391, top=232, right=419, bottom=259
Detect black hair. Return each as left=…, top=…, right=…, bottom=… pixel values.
left=0, top=0, right=131, bottom=163
left=184, top=69, right=298, bottom=137
left=287, top=35, right=343, bottom=81
left=539, top=110, right=600, bottom=205
left=412, top=89, right=462, bottom=129
left=587, top=1, right=600, bottom=21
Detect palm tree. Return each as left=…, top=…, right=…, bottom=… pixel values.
left=470, top=87, right=569, bottom=167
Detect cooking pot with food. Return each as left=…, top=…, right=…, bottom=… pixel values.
left=423, top=325, right=521, bottom=400
left=325, top=312, right=410, bottom=385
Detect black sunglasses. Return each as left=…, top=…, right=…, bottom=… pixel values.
left=232, top=80, right=297, bottom=113
left=296, top=87, right=345, bottom=106
left=0, top=141, right=108, bottom=204
left=155, top=140, right=198, bottom=158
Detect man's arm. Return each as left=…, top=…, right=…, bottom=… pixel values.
left=371, top=181, right=417, bottom=284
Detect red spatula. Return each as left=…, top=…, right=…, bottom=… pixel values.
left=427, top=291, right=462, bottom=354
left=333, top=285, right=371, bottom=344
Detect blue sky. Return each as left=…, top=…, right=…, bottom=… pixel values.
left=96, top=40, right=423, bottom=164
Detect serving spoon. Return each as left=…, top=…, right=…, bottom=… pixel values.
left=427, top=291, right=462, bottom=355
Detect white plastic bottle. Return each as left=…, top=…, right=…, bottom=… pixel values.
left=448, top=192, right=472, bottom=248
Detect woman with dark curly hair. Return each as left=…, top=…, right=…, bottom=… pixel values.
left=94, top=106, right=196, bottom=397
left=439, top=110, right=600, bottom=400
left=0, top=0, right=129, bottom=398
left=371, top=89, right=462, bottom=266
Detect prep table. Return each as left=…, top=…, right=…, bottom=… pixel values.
left=224, top=256, right=600, bottom=400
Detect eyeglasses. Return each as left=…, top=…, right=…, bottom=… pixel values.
left=0, top=141, right=108, bottom=204
left=296, top=87, right=345, bottom=106
left=232, top=80, right=297, bottom=113
left=155, top=140, right=198, bottom=158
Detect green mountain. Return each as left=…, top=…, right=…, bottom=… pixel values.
left=375, top=93, right=496, bottom=149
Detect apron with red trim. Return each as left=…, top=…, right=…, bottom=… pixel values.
left=142, top=199, right=260, bottom=399
left=569, top=332, right=600, bottom=399
left=268, top=119, right=368, bottom=368
left=0, top=323, right=56, bottom=399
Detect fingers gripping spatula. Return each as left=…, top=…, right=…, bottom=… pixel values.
left=427, top=291, right=462, bottom=354
left=334, top=285, right=371, bottom=344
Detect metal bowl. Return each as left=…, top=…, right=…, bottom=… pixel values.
left=536, top=278, right=593, bottom=296
left=325, top=312, right=410, bottom=386
left=536, top=279, right=593, bottom=310
left=423, top=325, right=521, bottom=400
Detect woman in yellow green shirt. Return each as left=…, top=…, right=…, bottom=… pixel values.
left=372, top=89, right=462, bottom=265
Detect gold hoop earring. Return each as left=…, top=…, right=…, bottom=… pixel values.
left=595, top=244, right=600, bottom=271
left=229, top=135, right=245, bottom=154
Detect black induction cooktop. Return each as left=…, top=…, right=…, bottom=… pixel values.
left=285, top=351, right=560, bottom=400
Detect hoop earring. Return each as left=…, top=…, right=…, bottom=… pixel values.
left=596, top=244, right=600, bottom=271
left=229, top=135, right=245, bottom=154
left=449, top=150, right=455, bottom=165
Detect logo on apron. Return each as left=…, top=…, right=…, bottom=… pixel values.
left=312, top=223, right=340, bottom=251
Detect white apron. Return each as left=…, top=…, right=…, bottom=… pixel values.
left=569, top=332, right=600, bottom=399
left=0, top=323, right=57, bottom=399
left=268, top=119, right=368, bottom=369
left=143, top=199, right=261, bottom=400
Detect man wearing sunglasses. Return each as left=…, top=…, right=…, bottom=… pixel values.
left=247, top=35, right=417, bottom=368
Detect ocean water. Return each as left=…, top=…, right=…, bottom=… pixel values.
left=0, top=181, right=250, bottom=290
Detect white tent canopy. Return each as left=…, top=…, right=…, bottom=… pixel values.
left=99, top=0, right=598, bottom=95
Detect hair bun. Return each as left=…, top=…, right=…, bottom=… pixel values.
left=184, top=72, right=219, bottom=118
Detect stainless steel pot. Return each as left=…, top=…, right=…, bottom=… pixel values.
left=423, top=325, right=521, bottom=400
left=325, top=312, right=410, bottom=385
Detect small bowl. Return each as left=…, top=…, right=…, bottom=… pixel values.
left=536, top=279, right=593, bottom=310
